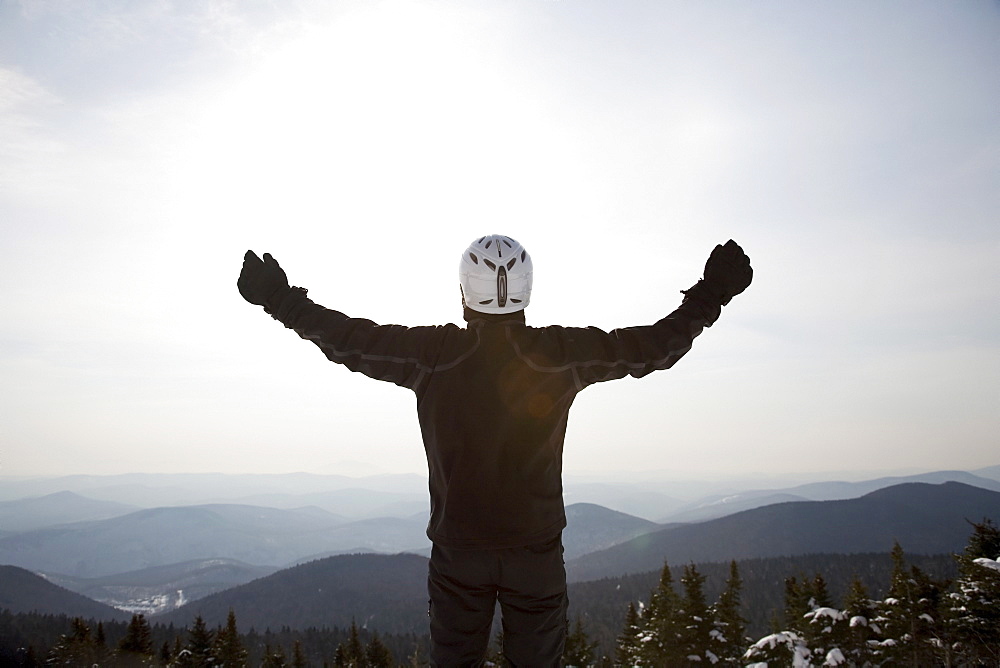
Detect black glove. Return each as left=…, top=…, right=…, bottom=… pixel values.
left=686, top=240, right=752, bottom=306
left=238, top=250, right=289, bottom=307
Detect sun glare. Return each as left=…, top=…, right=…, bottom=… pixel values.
left=172, top=0, right=585, bottom=243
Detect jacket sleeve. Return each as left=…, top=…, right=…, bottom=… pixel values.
left=264, top=287, right=453, bottom=391
left=559, top=290, right=723, bottom=388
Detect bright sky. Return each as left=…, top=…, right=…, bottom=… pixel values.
left=1, top=0, right=997, bottom=479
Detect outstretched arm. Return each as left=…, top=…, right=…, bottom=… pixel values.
left=237, top=250, right=453, bottom=390
left=568, top=240, right=752, bottom=386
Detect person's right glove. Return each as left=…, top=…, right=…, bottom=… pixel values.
left=688, top=239, right=753, bottom=306
left=237, top=250, right=290, bottom=307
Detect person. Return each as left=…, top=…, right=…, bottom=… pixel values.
left=237, top=235, right=752, bottom=667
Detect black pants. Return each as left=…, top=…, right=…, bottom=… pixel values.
left=427, top=535, right=567, bottom=667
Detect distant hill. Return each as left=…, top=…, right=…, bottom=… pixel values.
left=661, top=492, right=809, bottom=523
left=45, top=558, right=278, bottom=615
left=0, top=472, right=430, bottom=512
left=229, top=488, right=427, bottom=519
left=567, top=482, right=1000, bottom=581
left=156, top=553, right=430, bottom=635
left=0, top=491, right=137, bottom=532
left=563, top=481, right=686, bottom=520
left=783, top=470, right=1000, bottom=501
left=0, top=566, right=131, bottom=621
left=0, top=500, right=656, bottom=583
left=973, top=465, right=1000, bottom=482
left=0, top=504, right=430, bottom=578
left=659, top=470, right=1000, bottom=523
left=563, top=503, right=661, bottom=559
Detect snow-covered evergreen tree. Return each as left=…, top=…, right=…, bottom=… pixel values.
left=708, top=560, right=747, bottom=665
left=947, top=518, right=1000, bottom=666
left=639, top=561, right=686, bottom=665
left=176, top=615, right=216, bottom=668
left=873, top=542, right=947, bottom=666
left=678, top=563, right=713, bottom=663
left=838, top=577, right=880, bottom=666
left=261, top=642, right=287, bottom=667
left=782, top=576, right=813, bottom=633
left=615, top=601, right=643, bottom=667
left=48, top=617, right=103, bottom=666
left=564, top=616, right=597, bottom=667
left=743, top=629, right=812, bottom=667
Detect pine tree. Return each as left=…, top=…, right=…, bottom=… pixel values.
left=746, top=571, right=828, bottom=666
left=214, top=609, right=248, bottom=667
left=95, top=622, right=106, bottom=649
left=48, top=617, right=101, bottom=666
left=709, top=560, right=747, bottom=664
left=809, top=573, right=833, bottom=609
left=839, top=577, right=879, bottom=666
left=563, top=617, right=597, bottom=667
left=678, top=563, right=712, bottom=663
left=639, top=561, right=685, bottom=665
left=782, top=576, right=811, bottom=633
left=365, top=633, right=395, bottom=667
left=742, top=629, right=810, bottom=667
left=615, top=602, right=642, bottom=667
left=261, top=642, right=287, bottom=667
left=177, top=615, right=215, bottom=667
left=118, top=613, right=155, bottom=658
left=291, top=639, right=308, bottom=668
left=947, top=518, right=1000, bottom=666
left=875, top=541, right=946, bottom=666
left=93, top=621, right=111, bottom=665
left=334, top=621, right=365, bottom=667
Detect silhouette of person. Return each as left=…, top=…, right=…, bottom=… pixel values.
left=238, top=235, right=752, bottom=666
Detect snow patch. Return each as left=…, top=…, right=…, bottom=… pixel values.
left=973, top=557, right=1000, bottom=572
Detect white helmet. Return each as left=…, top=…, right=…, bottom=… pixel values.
left=459, top=235, right=533, bottom=314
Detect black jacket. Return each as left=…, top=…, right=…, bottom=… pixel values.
left=268, top=288, right=722, bottom=549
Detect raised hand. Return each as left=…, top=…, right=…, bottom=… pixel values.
left=237, top=250, right=289, bottom=306
left=702, top=240, right=752, bottom=305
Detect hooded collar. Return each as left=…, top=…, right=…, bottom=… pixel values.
left=463, top=307, right=526, bottom=327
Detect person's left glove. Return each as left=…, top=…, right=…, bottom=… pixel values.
left=238, top=250, right=289, bottom=307
left=702, top=239, right=752, bottom=305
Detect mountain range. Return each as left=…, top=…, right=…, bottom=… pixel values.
left=0, top=504, right=429, bottom=578
left=5, top=466, right=999, bottom=523
left=566, top=481, right=1000, bottom=581
left=1, top=472, right=999, bottom=628
left=150, top=482, right=1000, bottom=634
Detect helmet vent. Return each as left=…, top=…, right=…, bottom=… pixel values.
left=484, top=239, right=492, bottom=249
left=511, top=298, right=522, bottom=304
left=507, top=258, right=517, bottom=269
left=484, top=259, right=497, bottom=271
left=479, top=299, right=494, bottom=305
left=521, top=250, right=527, bottom=261
left=469, top=253, right=479, bottom=264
